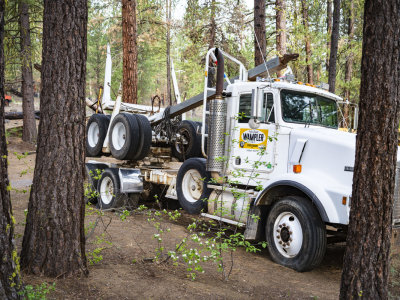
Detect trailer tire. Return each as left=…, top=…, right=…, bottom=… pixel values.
left=109, top=113, right=139, bottom=160
left=176, top=158, right=211, bottom=214
left=172, top=120, right=202, bottom=161
left=97, top=168, right=127, bottom=209
left=134, top=114, right=152, bottom=160
left=86, top=114, right=111, bottom=157
left=265, top=196, right=326, bottom=272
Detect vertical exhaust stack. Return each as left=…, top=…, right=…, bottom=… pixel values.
left=207, top=48, right=227, bottom=174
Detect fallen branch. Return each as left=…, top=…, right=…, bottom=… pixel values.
left=5, top=111, right=40, bottom=120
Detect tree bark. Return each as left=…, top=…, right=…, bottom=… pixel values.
left=20, top=0, right=88, bottom=277
left=326, top=0, right=332, bottom=70
left=166, top=0, right=171, bottom=106
left=122, top=0, right=138, bottom=104
left=19, top=0, right=37, bottom=143
left=276, top=0, right=286, bottom=77
left=340, top=0, right=400, bottom=298
left=301, top=0, right=313, bottom=84
left=207, top=0, right=216, bottom=88
left=0, top=1, right=23, bottom=298
left=254, top=0, right=266, bottom=67
left=328, top=0, right=340, bottom=93
left=208, top=0, right=216, bottom=50
left=343, top=0, right=354, bottom=126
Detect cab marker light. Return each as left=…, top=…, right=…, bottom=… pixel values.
left=342, top=196, right=347, bottom=205
left=293, top=165, right=302, bottom=173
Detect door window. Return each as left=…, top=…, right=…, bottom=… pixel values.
left=238, top=92, right=275, bottom=123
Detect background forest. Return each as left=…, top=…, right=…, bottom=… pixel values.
left=4, top=0, right=364, bottom=107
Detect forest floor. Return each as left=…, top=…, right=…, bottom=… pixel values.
left=4, top=99, right=400, bottom=299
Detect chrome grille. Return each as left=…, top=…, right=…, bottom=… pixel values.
left=393, top=161, right=400, bottom=226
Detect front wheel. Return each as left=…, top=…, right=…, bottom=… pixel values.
left=265, top=196, right=326, bottom=272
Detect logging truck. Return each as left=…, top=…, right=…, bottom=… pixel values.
left=85, top=47, right=400, bottom=272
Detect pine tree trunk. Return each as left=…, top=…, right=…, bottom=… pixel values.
left=20, top=0, right=88, bottom=277
left=122, top=0, right=138, bottom=104
left=0, top=1, right=22, bottom=298
left=340, top=0, right=400, bottom=298
left=328, top=0, right=340, bottom=93
left=326, top=0, right=332, bottom=70
left=254, top=0, right=266, bottom=67
left=343, top=0, right=354, bottom=126
left=207, top=0, right=216, bottom=88
left=166, top=0, right=171, bottom=105
left=19, top=0, right=37, bottom=143
left=301, top=0, right=313, bottom=84
left=276, top=0, right=286, bottom=77
left=209, top=0, right=216, bottom=50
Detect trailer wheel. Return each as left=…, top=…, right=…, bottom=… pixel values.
left=134, top=114, right=152, bottom=160
left=109, top=113, right=139, bottom=160
left=176, top=158, right=211, bottom=214
left=86, top=114, right=111, bottom=157
left=172, top=120, right=202, bottom=161
left=265, top=196, right=326, bottom=272
left=97, top=168, right=126, bottom=209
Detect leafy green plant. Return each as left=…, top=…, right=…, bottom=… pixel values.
left=18, top=282, right=56, bottom=300
left=87, top=247, right=105, bottom=265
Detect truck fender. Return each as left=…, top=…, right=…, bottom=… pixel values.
left=254, top=180, right=329, bottom=223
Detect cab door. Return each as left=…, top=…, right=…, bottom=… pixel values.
left=231, top=90, right=277, bottom=178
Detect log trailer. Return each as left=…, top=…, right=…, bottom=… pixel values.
left=85, top=48, right=400, bottom=272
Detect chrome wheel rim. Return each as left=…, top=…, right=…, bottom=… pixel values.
left=273, top=212, right=303, bottom=258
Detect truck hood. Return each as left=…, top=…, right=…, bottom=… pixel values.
left=288, top=127, right=356, bottom=188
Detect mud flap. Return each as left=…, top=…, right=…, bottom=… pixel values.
left=244, top=202, right=268, bottom=241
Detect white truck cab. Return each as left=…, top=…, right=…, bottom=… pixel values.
left=86, top=48, right=400, bottom=272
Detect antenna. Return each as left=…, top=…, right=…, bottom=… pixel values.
left=252, top=25, right=271, bottom=81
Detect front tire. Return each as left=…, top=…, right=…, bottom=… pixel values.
left=265, top=196, right=326, bottom=272
left=176, top=158, right=211, bottom=214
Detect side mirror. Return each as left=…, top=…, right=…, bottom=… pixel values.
left=250, top=87, right=263, bottom=129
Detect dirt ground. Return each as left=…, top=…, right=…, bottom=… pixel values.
left=4, top=102, right=400, bottom=299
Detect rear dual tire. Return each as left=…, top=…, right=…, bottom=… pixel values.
left=96, top=168, right=139, bottom=210
left=86, top=114, right=111, bottom=157
left=176, top=158, right=211, bottom=214
left=109, top=113, right=152, bottom=160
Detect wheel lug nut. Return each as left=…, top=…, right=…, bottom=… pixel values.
left=289, top=231, right=293, bottom=235
left=278, top=241, right=282, bottom=244
left=286, top=226, right=290, bottom=229
left=279, top=225, right=282, bottom=228
left=276, top=235, right=280, bottom=239
left=289, top=238, right=293, bottom=242
left=276, top=229, right=280, bottom=233
left=282, top=223, right=286, bottom=226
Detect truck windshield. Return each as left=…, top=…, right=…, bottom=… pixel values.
left=281, top=89, right=338, bottom=128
